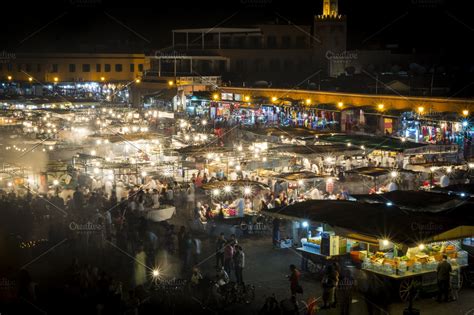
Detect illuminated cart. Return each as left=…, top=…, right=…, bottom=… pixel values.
left=263, top=198, right=474, bottom=301
left=201, top=180, right=270, bottom=227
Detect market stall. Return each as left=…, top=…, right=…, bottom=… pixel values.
left=346, top=166, right=422, bottom=193
left=201, top=180, right=270, bottom=220
left=263, top=198, right=474, bottom=301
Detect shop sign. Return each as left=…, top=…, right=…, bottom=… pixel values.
left=158, top=111, right=174, bottom=119
left=221, top=93, right=233, bottom=101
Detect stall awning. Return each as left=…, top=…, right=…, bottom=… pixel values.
left=243, top=127, right=342, bottom=139
left=273, top=171, right=331, bottom=181
left=318, top=134, right=426, bottom=152
left=430, top=226, right=474, bottom=243
left=202, top=180, right=269, bottom=191
left=270, top=144, right=363, bottom=156
left=176, top=145, right=233, bottom=156
left=347, top=167, right=419, bottom=178
left=262, top=199, right=474, bottom=246
left=353, top=190, right=465, bottom=212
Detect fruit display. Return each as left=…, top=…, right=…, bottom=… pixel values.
left=363, top=240, right=465, bottom=276
left=307, top=237, right=321, bottom=245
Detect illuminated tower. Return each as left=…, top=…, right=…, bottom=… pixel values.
left=314, top=0, right=347, bottom=76
left=322, top=0, right=339, bottom=16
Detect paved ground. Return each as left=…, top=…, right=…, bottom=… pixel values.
left=169, top=210, right=474, bottom=315
left=2, top=205, right=473, bottom=315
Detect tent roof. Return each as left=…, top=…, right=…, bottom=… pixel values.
left=318, top=134, right=426, bottom=152
left=270, top=144, right=362, bottom=156
left=347, top=167, right=419, bottom=178
left=263, top=199, right=474, bottom=246
left=201, top=180, right=269, bottom=191
left=176, top=145, right=233, bottom=156
left=273, top=171, right=332, bottom=181
left=244, top=127, right=342, bottom=139
left=353, top=190, right=468, bottom=212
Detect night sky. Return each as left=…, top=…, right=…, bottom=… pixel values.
left=2, top=0, right=472, bottom=60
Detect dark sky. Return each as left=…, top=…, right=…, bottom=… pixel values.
left=1, top=0, right=473, bottom=59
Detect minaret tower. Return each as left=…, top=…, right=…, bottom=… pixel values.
left=314, top=0, right=347, bottom=75
left=322, top=0, right=339, bottom=16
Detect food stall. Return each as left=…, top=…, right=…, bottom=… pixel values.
left=346, top=166, right=422, bottom=193
left=272, top=171, right=337, bottom=200
left=263, top=198, right=474, bottom=301
left=201, top=180, right=270, bottom=220
left=361, top=239, right=468, bottom=301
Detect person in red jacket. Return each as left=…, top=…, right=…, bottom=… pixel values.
left=288, top=264, right=302, bottom=297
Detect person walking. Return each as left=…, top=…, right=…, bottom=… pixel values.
left=234, top=245, right=245, bottom=285
left=223, top=240, right=235, bottom=277
left=321, top=263, right=339, bottom=309
left=215, top=233, right=226, bottom=268
left=337, top=269, right=355, bottom=315
left=177, top=226, right=186, bottom=262
left=288, top=264, right=302, bottom=297
left=436, top=254, right=452, bottom=302
left=450, top=266, right=461, bottom=301
left=192, top=236, right=202, bottom=266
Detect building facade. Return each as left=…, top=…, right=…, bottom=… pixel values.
left=145, top=0, right=347, bottom=85
left=0, top=53, right=149, bottom=83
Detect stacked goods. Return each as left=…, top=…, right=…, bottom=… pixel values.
left=307, top=238, right=321, bottom=245
left=457, top=251, right=468, bottom=265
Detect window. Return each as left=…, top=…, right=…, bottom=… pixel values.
left=221, top=36, right=230, bottom=48
left=130, top=64, right=135, bottom=72
left=249, top=36, right=261, bottom=48
left=69, top=64, right=76, bottom=72
left=51, top=64, right=58, bottom=73
left=234, top=36, right=245, bottom=48
left=236, top=60, right=245, bottom=72
left=269, top=59, right=281, bottom=71
left=296, top=36, right=306, bottom=48
left=7, top=63, right=13, bottom=71
left=105, top=64, right=111, bottom=72
left=266, top=36, right=277, bottom=48
left=115, top=64, right=122, bottom=72
left=281, top=36, right=291, bottom=48
left=138, top=64, right=143, bottom=72
left=82, top=64, right=91, bottom=72
left=254, top=59, right=264, bottom=72
left=0, top=64, right=2, bottom=71
left=17, top=64, right=22, bottom=72
left=26, top=64, right=32, bottom=72
left=37, top=64, right=41, bottom=72
left=96, top=64, right=101, bottom=72
left=284, top=59, right=294, bottom=71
